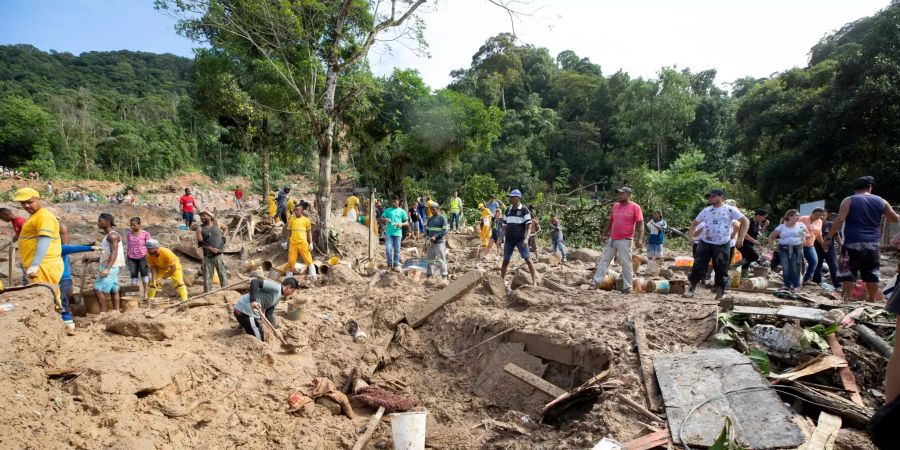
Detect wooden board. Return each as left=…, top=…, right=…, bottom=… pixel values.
left=472, top=343, right=548, bottom=414
left=503, top=363, right=566, bottom=398
left=634, top=318, right=662, bottom=412
left=622, top=429, right=670, bottom=450
left=405, top=268, right=483, bottom=327
left=654, top=348, right=804, bottom=448
left=732, top=305, right=826, bottom=322
left=826, top=334, right=864, bottom=407
left=803, top=411, right=840, bottom=450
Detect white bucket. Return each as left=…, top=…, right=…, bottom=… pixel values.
left=390, top=410, right=427, bottom=450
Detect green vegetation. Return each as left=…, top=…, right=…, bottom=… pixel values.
left=1, top=2, right=899, bottom=244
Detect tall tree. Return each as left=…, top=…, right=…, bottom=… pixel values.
left=157, top=0, right=428, bottom=250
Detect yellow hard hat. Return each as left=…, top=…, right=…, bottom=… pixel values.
left=478, top=203, right=485, bottom=209
left=14, top=188, right=41, bottom=202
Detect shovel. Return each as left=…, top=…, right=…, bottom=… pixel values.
left=254, top=306, right=301, bottom=352
left=147, top=280, right=247, bottom=319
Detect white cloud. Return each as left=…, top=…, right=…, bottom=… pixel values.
left=369, top=0, right=889, bottom=88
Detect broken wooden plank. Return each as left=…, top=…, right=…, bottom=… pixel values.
left=654, top=348, right=804, bottom=448
left=615, top=393, right=663, bottom=423
left=633, top=318, right=662, bottom=412
left=768, top=354, right=847, bottom=382
left=503, top=363, right=566, bottom=398
left=783, top=381, right=872, bottom=428
left=621, top=429, right=670, bottom=450
left=404, top=268, right=484, bottom=328
left=733, top=305, right=778, bottom=316
left=803, top=411, right=841, bottom=450
left=856, top=324, right=893, bottom=358
left=473, top=342, right=548, bottom=415
left=825, top=334, right=864, bottom=407
left=351, top=406, right=385, bottom=450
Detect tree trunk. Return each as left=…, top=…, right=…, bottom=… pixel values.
left=314, top=69, right=339, bottom=252
left=656, top=140, right=663, bottom=171
left=262, top=145, right=270, bottom=199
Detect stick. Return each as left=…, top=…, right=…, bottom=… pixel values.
left=633, top=318, right=662, bottom=412
left=779, top=382, right=872, bottom=428
left=615, top=393, right=663, bottom=423
left=443, top=327, right=514, bottom=358
left=856, top=324, right=893, bottom=358
left=504, top=363, right=566, bottom=398
left=148, top=280, right=247, bottom=318
left=351, top=406, right=385, bottom=450
left=826, top=334, right=864, bottom=407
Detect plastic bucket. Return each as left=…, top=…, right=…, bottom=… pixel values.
left=599, top=275, right=616, bottom=290
left=740, top=277, right=767, bottom=292
left=390, top=410, right=427, bottom=450
left=287, top=302, right=304, bottom=321
left=647, top=279, right=670, bottom=294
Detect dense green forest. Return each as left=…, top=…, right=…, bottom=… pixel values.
left=1, top=3, right=899, bottom=244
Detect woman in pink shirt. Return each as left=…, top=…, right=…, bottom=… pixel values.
left=126, top=217, right=152, bottom=297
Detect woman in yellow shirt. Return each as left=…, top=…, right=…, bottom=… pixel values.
left=479, top=203, right=492, bottom=249
left=145, top=239, right=188, bottom=301
left=343, top=195, right=360, bottom=217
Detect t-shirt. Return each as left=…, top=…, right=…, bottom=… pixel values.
left=199, top=224, right=225, bottom=257
left=609, top=201, right=644, bottom=240
left=10, top=216, right=25, bottom=237
left=503, top=204, right=532, bottom=242
left=381, top=207, right=408, bottom=237
left=18, top=207, right=62, bottom=269
left=147, top=247, right=181, bottom=272
left=408, top=208, right=420, bottom=223
left=287, top=216, right=311, bottom=244
left=426, top=215, right=448, bottom=243
left=774, top=223, right=806, bottom=246
left=798, top=216, right=823, bottom=248
left=694, top=205, right=745, bottom=245
left=179, top=195, right=195, bottom=213
left=127, top=230, right=151, bottom=259
left=486, top=200, right=501, bottom=215
left=234, top=279, right=283, bottom=318
left=647, top=219, right=667, bottom=244
left=234, top=189, right=243, bottom=199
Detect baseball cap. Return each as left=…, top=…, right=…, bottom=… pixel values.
left=705, top=189, right=725, bottom=198
left=852, top=176, right=875, bottom=190
left=509, top=189, right=522, bottom=198
left=13, top=188, right=41, bottom=202
left=616, top=187, right=633, bottom=194
left=145, top=239, right=161, bottom=249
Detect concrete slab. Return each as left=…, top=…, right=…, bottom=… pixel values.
left=405, top=268, right=484, bottom=328
left=654, top=348, right=804, bottom=449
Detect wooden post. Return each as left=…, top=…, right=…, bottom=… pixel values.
left=368, top=189, right=376, bottom=261
left=634, top=317, right=662, bottom=412
left=8, top=244, right=14, bottom=287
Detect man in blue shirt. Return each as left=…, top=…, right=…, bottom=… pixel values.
left=380, top=195, right=409, bottom=271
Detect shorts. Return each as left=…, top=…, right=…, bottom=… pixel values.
left=127, top=256, right=149, bottom=279
left=182, top=211, right=194, bottom=222
left=94, top=265, right=121, bottom=293
left=503, top=238, right=531, bottom=262
left=491, top=229, right=500, bottom=241
left=838, top=242, right=880, bottom=283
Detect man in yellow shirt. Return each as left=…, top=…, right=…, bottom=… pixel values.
left=278, top=204, right=314, bottom=277
left=343, top=194, right=360, bottom=217
left=266, top=192, right=277, bottom=220
left=145, top=239, right=188, bottom=301
left=14, top=188, right=65, bottom=322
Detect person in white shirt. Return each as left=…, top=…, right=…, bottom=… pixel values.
left=768, top=209, right=808, bottom=291
left=684, top=189, right=749, bottom=299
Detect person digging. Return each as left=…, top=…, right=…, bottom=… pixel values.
left=232, top=277, right=299, bottom=341
left=145, top=239, right=188, bottom=302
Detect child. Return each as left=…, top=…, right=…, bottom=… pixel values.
left=126, top=217, right=152, bottom=298
left=550, top=213, right=567, bottom=262
left=646, top=209, right=667, bottom=261
left=489, top=208, right=504, bottom=257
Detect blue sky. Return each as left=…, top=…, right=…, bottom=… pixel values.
left=0, top=0, right=891, bottom=88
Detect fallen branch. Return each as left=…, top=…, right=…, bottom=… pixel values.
left=856, top=324, right=893, bottom=358
left=351, top=406, right=385, bottom=450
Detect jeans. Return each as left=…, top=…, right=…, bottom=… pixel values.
left=58, top=278, right=74, bottom=325
left=802, top=245, right=818, bottom=282
left=593, top=239, right=634, bottom=290
left=449, top=212, right=460, bottom=231
left=551, top=237, right=567, bottom=260
left=385, top=235, right=401, bottom=267
left=426, top=241, right=447, bottom=277
left=689, top=241, right=731, bottom=288
left=811, top=242, right=828, bottom=284
left=739, top=242, right=760, bottom=273
left=822, top=244, right=839, bottom=285
left=202, top=254, right=228, bottom=292
left=779, top=245, right=803, bottom=289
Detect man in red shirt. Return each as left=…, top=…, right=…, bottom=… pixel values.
left=179, top=188, right=196, bottom=228
left=234, top=187, right=244, bottom=209
left=0, top=208, right=26, bottom=240
left=591, top=187, right=644, bottom=293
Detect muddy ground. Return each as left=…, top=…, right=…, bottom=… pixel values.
left=0, top=178, right=893, bottom=449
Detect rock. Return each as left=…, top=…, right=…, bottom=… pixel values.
left=482, top=272, right=507, bottom=297
left=568, top=248, right=601, bottom=264
left=538, top=253, right=561, bottom=265
left=105, top=313, right=183, bottom=341
left=315, top=397, right=343, bottom=415
left=508, top=285, right=555, bottom=308
left=511, top=269, right=539, bottom=290
left=446, top=236, right=463, bottom=250
left=532, top=262, right=550, bottom=273
left=327, top=263, right=363, bottom=285
left=749, top=323, right=803, bottom=353
left=379, top=271, right=404, bottom=288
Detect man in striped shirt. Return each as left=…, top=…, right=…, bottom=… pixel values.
left=500, top=189, right=537, bottom=290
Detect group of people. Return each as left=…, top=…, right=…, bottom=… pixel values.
left=0, top=166, right=25, bottom=179
left=59, top=191, right=99, bottom=203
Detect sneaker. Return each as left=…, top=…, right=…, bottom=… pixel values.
left=682, top=285, right=696, bottom=298
left=621, top=288, right=632, bottom=294
left=65, top=323, right=76, bottom=336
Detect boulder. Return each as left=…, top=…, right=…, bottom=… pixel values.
left=538, top=253, right=561, bottom=265
left=106, top=313, right=184, bottom=341
left=327, top=263, right=363, bottom=285
left=508, top=285, right=555, bottom=308
left=511, top=269, right=540, bottom=290
left=568, top=248, right=601, bottom=264
left=482, top=272, right=508, bottom=297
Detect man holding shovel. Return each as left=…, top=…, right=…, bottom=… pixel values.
left=146, top=239, right=188, bottom=302
left=232, top=277, right=299, bottom=341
